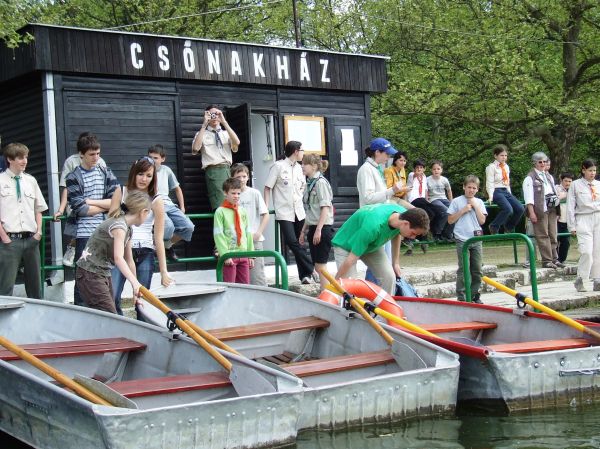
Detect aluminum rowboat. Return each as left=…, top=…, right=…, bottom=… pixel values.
left=138, top=282, right=460, bottom=431
left=391, top=296, right=600, bottom=411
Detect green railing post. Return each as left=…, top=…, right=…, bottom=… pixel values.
left=462, top=233, right=537, bottom=303
left=216, top=250, right=288, bottom=290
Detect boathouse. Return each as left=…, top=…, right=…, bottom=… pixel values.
left=0, top=24, right=388, bottom=265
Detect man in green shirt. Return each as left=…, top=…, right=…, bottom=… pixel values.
left=332, top=204, right=429, bottom=295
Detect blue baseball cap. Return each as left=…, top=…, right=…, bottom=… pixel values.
left=370, top=137, right=397, bottom=155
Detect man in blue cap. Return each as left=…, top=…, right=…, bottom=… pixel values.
left=357, top=137, right=406, bottom=207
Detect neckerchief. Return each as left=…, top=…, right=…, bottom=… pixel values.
left=499, top=162, right=509, bottom=185
left=221, top=199, right=242, bottom=246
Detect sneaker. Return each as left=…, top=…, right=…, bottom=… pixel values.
left=404, top=249, right=413, bottom=256
left=542, top=262, right=558, bottom=269
left=421, top=244, right=428, bottom=254
left=489, top=225, right=499, bottom=235
left=471, top=293, right=483, bottom=304
left=522, top=261, right=530, bottom=268
left=166, top=246, right=179, bottom=262
left=63, top=245, right=75, bottom=267
left=593, top=280, right=600, bottom=292
left=553, top=261, right=566, bottom=268
left=301, top=276, right=313, bottom=285
left=574, top=277, right=586, bottom=292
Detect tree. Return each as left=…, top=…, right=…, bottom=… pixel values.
left=0, top=0, right=44, bottom=48
left=361, top=0, right=600, bottom=178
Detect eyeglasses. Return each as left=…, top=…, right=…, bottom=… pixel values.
left=536, top=160, right=548, bottom=164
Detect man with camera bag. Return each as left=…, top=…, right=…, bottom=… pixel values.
left=192, top=105, right=241, bottom=210
left=523, top=151, right=562, bottom=269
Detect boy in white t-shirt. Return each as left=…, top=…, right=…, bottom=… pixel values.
left=448, top=175, right=488, bottom=304
left=148, top=145, right=195, bottom=261
left=231, top=163, right=269, bottom=286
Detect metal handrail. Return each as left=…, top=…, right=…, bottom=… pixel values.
left=216, top=250, right=288, bottom=290
left=39, top=211, right=281, bottom=296
left=462, top=233, right=538, bottom=303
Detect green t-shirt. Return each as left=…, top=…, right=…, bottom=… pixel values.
left=332, top=204, right=406, bottom=256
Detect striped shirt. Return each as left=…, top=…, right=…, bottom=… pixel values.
left=76, top=167, right=106, bottom=238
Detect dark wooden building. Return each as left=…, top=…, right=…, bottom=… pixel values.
left=0, top=24, right=388, bottom=265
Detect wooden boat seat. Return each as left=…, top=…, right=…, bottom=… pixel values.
left=207, top=316, right=330, bottom=341
left=107, top=350, right=395, bottom=398
left=488, top=338, right=592, bottom=354
left=0, top=338, right=147, bottom=361
left=420, top=321, right=497, bottom=333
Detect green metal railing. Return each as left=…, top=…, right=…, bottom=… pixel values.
left=216, top=250, right=288, bottom=290
left=39, top=211, right=281, bottom=296
left=462, top=233, right=538, bottom=303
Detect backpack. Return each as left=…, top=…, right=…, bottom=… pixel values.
left=395, top=277, right=419, bottom=297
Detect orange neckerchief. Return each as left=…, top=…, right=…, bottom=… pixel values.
left=499, top=162, right=509, bottom=185
left=221, top=200, right=242, bottom=246
left=589, top=183, right=597, bottom=201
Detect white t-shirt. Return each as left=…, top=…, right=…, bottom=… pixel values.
left=155, top=165, right=179, bottom=205
left=239, top=187, right=268, bottom=242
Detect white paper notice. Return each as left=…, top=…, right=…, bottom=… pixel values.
left=287, top=120, right=322, bottom=153
left=340, top=128, right=358, bottom=166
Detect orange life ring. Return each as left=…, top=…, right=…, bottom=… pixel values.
left=317, top=278, right=404, bottom=330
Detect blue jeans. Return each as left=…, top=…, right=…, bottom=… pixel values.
left=112, top=247, right=155, bottom=316
left=73, top=238, right=89, bottom=306
left=163, top=203, right=195, bottom=242
left=491, top=188, right=524, bottom=231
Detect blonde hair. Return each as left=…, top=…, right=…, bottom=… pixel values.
left=302, top=154, right=329, bottom=173
left=108, top=190, right=151, bottom=218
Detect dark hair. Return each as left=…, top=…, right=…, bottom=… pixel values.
left=430, top=160, right=443, bottom=169
left=148, top=144, right=166, bottom=158
left=560, top=172, right=574, bottom=181
left=364, top=146, right=375, bottom=158
left=392, top=151, right=408, bottom=165
left=492, top=144, right=508, bottom=157
left=3, top=142, right=29, bottom=160
left=284, top=141, right=302, bottom=158
left=222, top=177, right=243, bottom=192
left=205, top=104, right=219, bottom=111
left=581, top=158, right=596, bottom=172
left=77, top=132, right=100, bottom=154
left=127, top=157, right=157, bottom=197
left=230, top=163, right=250, bottom=177
left=400, top=208, right=430, bottom=234
left=413, top=159, right=425, bottom=169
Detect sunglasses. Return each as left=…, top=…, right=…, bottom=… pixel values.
left=135, top=156, right=155, bottom=165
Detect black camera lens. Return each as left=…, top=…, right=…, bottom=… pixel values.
left=210, top=113, right=217, bottom=119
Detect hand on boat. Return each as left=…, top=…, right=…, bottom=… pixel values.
left=161, top=272, right=174, bottom=287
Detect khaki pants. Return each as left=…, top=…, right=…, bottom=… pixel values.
left=532, top=208, right=558, bottom=264
left=333, top=246, right=396, bottom=295
left=250, top=240, right=267, bottom=286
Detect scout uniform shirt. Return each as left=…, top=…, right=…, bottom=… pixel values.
left=303, top=172, right=334, bottom=226
left=265, top=157, right=305, bottom=221
left=195, top=126, right=233, bottom=168
left=0, top=168, right=48, bottom=233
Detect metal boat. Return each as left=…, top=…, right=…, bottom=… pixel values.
left=0, top=285, right=459, bottom=449
left=138, top=283, right=460, bottom=430
left=390, top=296, right=600, bottom=411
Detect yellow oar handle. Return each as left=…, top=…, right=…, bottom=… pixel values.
left=140, top=287, right=233, bottom=372
left=482, top=276, right=600, bottom=341
left=318, top=269, right=394, bottom=345
left=0, top=336, right=113, bottom=406
left=351, top=296, right=438, bottom=338
left=184, top=320, right=241, bottom=356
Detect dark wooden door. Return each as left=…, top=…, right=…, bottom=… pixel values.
left=225, top=103, right=252, bottom=167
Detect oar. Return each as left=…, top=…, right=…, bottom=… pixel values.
left=482, top=276, right=600, bottom=341
left=318, top=270, right=427, bottom=368
left=0, top=336, right=113, bottom=406
left=139, top=287, right=301, bottom=395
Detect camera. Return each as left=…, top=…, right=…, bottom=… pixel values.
left=210, top=112, right=217, bottom=120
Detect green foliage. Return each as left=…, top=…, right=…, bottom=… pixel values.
left=0, top=0, right=42, bottom=48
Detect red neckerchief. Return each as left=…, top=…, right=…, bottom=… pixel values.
left=221, top=200, right=242, bottom=246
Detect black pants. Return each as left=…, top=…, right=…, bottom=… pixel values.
left=278, top=218, right=314, bottom=280
left=557, top=221, right=570, bottom=263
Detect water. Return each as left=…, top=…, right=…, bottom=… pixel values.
left=4, top=404, right=600, bottom=449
